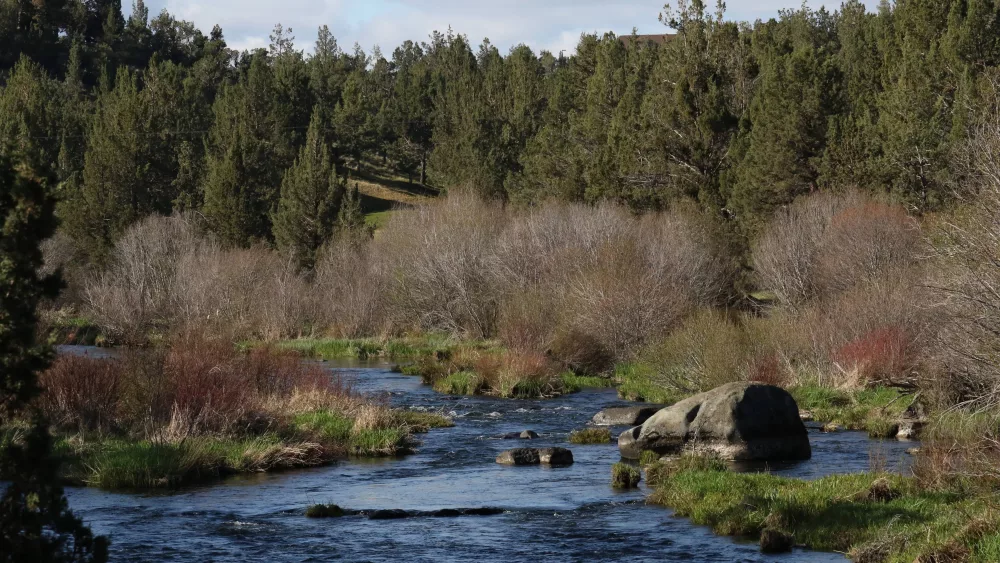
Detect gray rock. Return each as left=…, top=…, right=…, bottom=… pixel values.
left=496, top=447, right=574, bottom=466
left=618, top=382, right=811, bottom=461
left=496, top=448, right=541, bottom=465
left=896, top=420, right=924, bottom=441
left=592, top=406, right=662, bottom=426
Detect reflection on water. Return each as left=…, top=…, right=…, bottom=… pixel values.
left=61, top=356, right=912, bottom=562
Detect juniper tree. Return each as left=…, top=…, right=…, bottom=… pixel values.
left=0, top=155, right=108, bottom=562
left=273, top=107, right=346, bottom=271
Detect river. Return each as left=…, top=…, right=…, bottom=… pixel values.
left=62, top=358, right=914, bottom=562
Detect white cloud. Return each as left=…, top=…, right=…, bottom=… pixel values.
left=131, top=0, right=876, bottom=57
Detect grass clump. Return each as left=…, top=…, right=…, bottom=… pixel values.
left=393, top=410, right=454, bottom=432
left=432, top=371, right=483, bottom=395
left=615, top=363, right=687, bottom=404
left=560, top=372, right=614, bottom=393
left=272, top=335, right=488, bottom=361
left=568, top=428, right=612, bottom=445
left=305, top=504, right=345, bottom=518
left=611, top=462, right=641, bottom=489
left=791, top=385, right=914, bottom=433
left=647, top=459, right=1000, bottom=561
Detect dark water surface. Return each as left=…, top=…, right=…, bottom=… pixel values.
left=63, top=359, right=914, bottom=562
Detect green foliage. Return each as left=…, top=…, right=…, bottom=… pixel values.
left=790, top=385, right=913, bottom=432
left=432, top=371, right=482, bottom=396
left=569, top=428, right=612, bottom=445
left=648, top=464, right=1000, bottom=562
left=0, top=157, right=107, bottom=560
left=611, top=462, right=641, bottom=489
left=273, top=107, right=346, bottom=270
left=559, top=372, right=615, bottom=393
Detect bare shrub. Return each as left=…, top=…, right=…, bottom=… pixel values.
left=38, top=338, right=345, bottom=441
left=933, top=75, right=1000, bottom=405
left=39, top=355, right=125, bottom=433
left=375, top=193, right=505, bottom=338
left=753, top=192, right=919, bottom=308
left=313, top=234, right=390, bottom=338
left=84, top=213, right=202, bottom=344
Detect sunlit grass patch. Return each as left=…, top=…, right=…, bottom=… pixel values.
left=569, top=428, right=612, bottom=445
left=611, top=462, right=641, bottom=488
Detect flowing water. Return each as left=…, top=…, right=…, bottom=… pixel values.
left=62, top=358, right=915, bottom=562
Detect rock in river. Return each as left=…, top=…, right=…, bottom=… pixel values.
left=618, top=382, right=811, bottom=461
left=496, top=447, right=574, bottom=466
left=501, top=430, right=539, bottom=440
left=592, top=406, right=661, bottom=426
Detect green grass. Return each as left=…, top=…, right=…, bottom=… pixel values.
left=611, top=462, right=641, bottom=488
left=393, top=410, right=455, bottom=432
left=614, top=362, right=687, bottom=404
left=268, top=335, right=493, bottom=361
left=647, top=458, right=1000, bottom=561
left=432, top=371, right=482, bottom=395
left=305, top=504, right=345, bottom=518
left=291, top=409, right=411, bottom=456
left=791, top=385, right=915, bottom=433
left=82, top=435, right=318, bottom=489
left=365, top=210, right=394, bottom=230
left=569, top=428, right=613, bottom=445
left=560, top=372, right=615, bottom=393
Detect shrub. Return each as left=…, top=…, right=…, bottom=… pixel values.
left=39, top=355, right=124, bottom=433
left=753, top=192, right=920, bottom=308
left=611, top=462, right=641, bottom=489
left=569, top=428, right=612, bottom=445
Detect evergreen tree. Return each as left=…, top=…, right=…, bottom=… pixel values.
left=202, top=51, right=292, bottom=245
left=0, top=155, right=108, bottom=563
left=64, top=67, right=169, bottom=257
left=273, top=107, right=345, bottom=271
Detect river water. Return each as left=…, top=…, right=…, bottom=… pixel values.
left=62, top=359, right=915, bottom=562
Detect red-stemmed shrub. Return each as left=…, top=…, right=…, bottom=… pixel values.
left=833, top=326, right=913, bottom=385
left=39, top=354, right=125, bottom=433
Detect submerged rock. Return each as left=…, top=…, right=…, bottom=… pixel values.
left=496, top=447, right=574, bottom=466
left=500, top=430, right=540, bottom=440
left=496, top=448, right=541, bottom=465
left=618, top=382, right=811, bottom=461
left=368, top=509, right=411, bottom=520
left=592, top=406, right=661, bottom=426
left=759, top=529, right=794, bottom=554
left=821, top=422, right=842, bottom=433
left=537, top=447, right=574, bottom=466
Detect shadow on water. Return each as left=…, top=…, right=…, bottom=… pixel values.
left=62, top=357, right=912, bottom=562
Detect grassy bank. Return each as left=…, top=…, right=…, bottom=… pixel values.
left=29, top=405, right=454, bottom=490
left=12, top=339, right=454, bottom=490
left=268, top=335, right=497, bottom=361
left=647, top=457, right=1000, bottom=561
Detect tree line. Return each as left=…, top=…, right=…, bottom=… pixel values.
left=4, top=0, right=1000, bottom=264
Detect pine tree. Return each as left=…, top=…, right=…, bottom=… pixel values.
left=202, top=52, right=292, bottom=246
left=273, top=107, right=345, bottom=271
left=0, top=155, right=108, bottom=562
left=64, top=67, right=169, bottom=257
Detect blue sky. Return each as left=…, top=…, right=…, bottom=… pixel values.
left=128, top=1, right=873, bottom=56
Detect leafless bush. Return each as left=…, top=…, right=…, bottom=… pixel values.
left=313, top=234, right=390, bottom=338
left=933, top=74, right=1000, bottom=404
left=375, top=193, right=505, bottom=338
left=84, top=213, right=202, bottom=344
left=753, top=192, right=919, bottom=308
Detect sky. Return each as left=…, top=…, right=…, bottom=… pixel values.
left=127, top=0, right=871, bottom=56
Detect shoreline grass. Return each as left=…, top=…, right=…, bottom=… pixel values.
left=611, top=462, right=641, bottom=489
left=647, top=456, right=1000, bottom=561
left=569, top=428, right=612, bottom=445
left=266, top=336, right=498, bottom=361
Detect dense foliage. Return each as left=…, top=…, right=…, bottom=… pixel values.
left=5, top=0, right=1000, bottom=261
left=0, top=157, right=106, bottom=560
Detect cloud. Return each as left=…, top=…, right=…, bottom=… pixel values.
left=131, top=1, right=875, bottom=57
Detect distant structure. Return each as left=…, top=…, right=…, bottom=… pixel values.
left=618, top=34, right=675, bottom=47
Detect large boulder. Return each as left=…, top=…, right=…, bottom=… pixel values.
left=592, top=406, right=662, bottom=426
left=618, top=382, right=810, bottom=461
left=496, top=447, right=574, bottom=466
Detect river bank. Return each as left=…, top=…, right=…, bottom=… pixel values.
left=61, top=360, right=906, bottom=562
